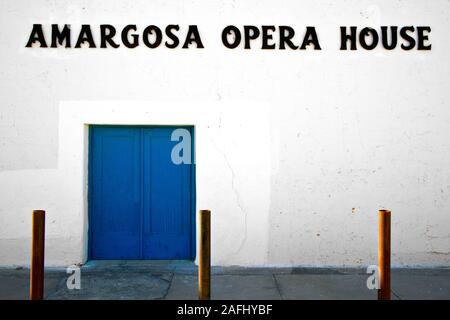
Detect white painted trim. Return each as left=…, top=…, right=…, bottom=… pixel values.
left=58, top=101, right=272, bottom=266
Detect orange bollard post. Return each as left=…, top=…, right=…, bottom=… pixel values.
left=378, top=209, right=391, bottom=300
left=198, top=210, right=211, bottom=300
left=30, top=210, right=45, bottom=300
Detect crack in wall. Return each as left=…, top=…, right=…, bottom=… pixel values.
left=209, top=138, right=248, bottom=256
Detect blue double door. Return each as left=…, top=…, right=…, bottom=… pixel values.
left=89, top=126, right=195, bottom=260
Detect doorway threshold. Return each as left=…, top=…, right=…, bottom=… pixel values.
left=82, top=260, right=197, bottom=274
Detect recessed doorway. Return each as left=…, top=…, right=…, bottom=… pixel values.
left=88, top=125, right=195, bottom=260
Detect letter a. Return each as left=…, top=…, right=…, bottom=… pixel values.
left=171, top=128, right=192, bottom=165
left=66, top=266, right=81, bottom=290
left=25, top=24, right=47, bottom=47
left=366, top=265, right=379, bottom=290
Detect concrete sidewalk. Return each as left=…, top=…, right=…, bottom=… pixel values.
left=0, top=261, right=449, bottom=300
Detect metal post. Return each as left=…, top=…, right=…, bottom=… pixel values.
left=30, top=210, right=45, bottom=300
left=378, top=209, right=391, bottom=300
left=198, top=209, right=211, bottom=300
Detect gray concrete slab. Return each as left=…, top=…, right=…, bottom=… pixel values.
left=275, top=274, right=378, bottom=300
left=212, top=275, right=282, bottom=300
left=0, top=269, right=31, bottom=300
left=392, top=273, right=450, bottom=300
left=166, top=274, right=282, bottom=300
left=0, top=263, right=449, bottom=300
left=0, top=268, right=65, bottom=300
left=165, top=275, right=198, bottom=300
left=47, top=271, right=172, bottom=300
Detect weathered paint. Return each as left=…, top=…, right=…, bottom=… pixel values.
left=0, top=0, right=449, bottom=267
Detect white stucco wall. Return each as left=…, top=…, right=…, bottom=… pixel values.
left=0, top=0, right=449, bottom=267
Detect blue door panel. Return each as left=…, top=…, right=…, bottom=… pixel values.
left=90, top=127, right=141, bottom=259
left=142, top=129, right=191, bottom=259
left=89, top=126, right=193, bottom=260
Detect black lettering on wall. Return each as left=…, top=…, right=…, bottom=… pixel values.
left=51, top=24, right=71, bottom=48
left=122, top=25, right=139, bottom=48
left=279, top=26, right=298, bottom=50
left=143, top=25, right=162, bottom=48
left=300, top=26, right=321, bottom=50
left=340, top=26, right=357, bottom=50
left=182, top=25, right=204, bottom=48
left=222, top=25, right=241, bottom=49
left=75, top=25, right=96, bottom=48
left=165, top=25, right=180, bottom=48
left=261, top=26, right=276, bottom=49
left=25, top=24, right=47, bottom=47
left=400, top=26, right=416, bottom=50
left=417, top=26, right=431, bottom=50
left=244, top=26, right=260, bottom=49
left=25, top=24, right=432, bottom=52
left=100, top=25, right=119, bottom=48
left=359, top=27, right=378, bottom=50
left=381, top=26, right=398, bottom=50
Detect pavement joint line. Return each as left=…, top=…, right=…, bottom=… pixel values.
left=45, top=275, right=67, bottom=300
left=158, top=272, right=175, bottom=300
left=391, top=289, right=402, bottom=300
left=272, top=274, right=284, bottom=300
